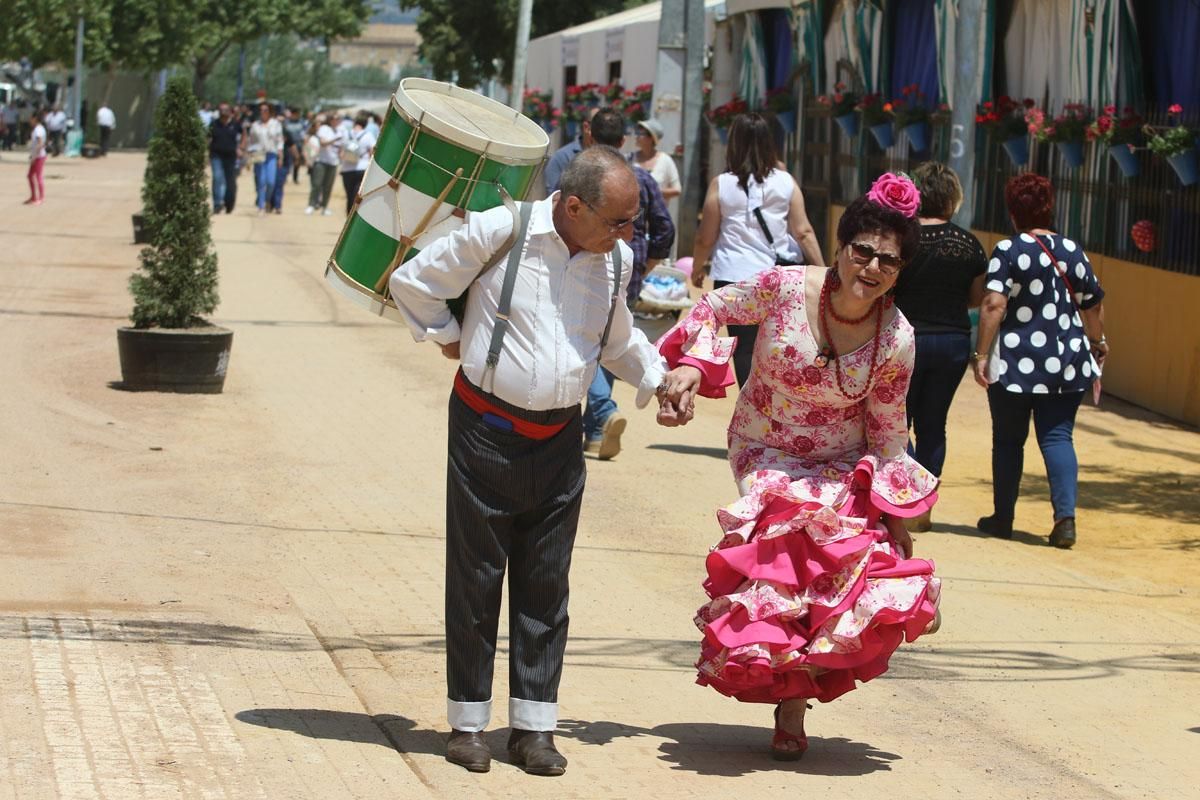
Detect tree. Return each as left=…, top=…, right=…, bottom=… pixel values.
left=187, top=0, right=372, bottom=98
left=406, top=0, right=631, bottom=87
left=128, top=76, right=218, bottom=329
left=202, top=34, right=336, bottom=109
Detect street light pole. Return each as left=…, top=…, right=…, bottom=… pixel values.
left=72, top=14, right=84, bottom=127
left=510, top=0, right=534, bottom=110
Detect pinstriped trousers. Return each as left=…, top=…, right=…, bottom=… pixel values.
left=445, top=383, right=585, bottom=732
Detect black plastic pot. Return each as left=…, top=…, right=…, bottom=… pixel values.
left=117, top=326, right=233, bottom=393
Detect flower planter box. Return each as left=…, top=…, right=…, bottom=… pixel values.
left=1167, top=149, right=1199, bottom=187
left=834, top=112, right=859, bottom=138
left=1108, top=144, right=1139, bottom=177
left=1001, top=136, right=1029, bottom=167
left=776, top=110, right=797, bottom=134
left=903, top=121, right=931, bottom=152
left=869, top=122, right=895, bottom=149
left=1056, top=140, right=1085, bottom=168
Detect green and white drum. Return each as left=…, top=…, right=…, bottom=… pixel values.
left=325, top=78, right=549, bottom=321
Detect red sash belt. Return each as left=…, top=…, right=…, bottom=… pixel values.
left=453, top=371, right=570, bottom=440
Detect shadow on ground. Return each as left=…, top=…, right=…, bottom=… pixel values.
left=645, top=443, right=729, bottom=460
left=233, top=708, right=899, bottom=777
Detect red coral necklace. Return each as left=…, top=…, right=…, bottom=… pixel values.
left=817, top=269, right=884, bottom=401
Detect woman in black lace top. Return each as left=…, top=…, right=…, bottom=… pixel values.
left=892, top=163, right=987, bottom=530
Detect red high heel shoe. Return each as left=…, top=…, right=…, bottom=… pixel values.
left=771, top=703, right=809, bottom=761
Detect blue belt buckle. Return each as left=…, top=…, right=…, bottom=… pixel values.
left=481, top=412, right=514, bottom=432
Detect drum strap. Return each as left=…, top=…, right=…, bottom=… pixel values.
left=484, top=202, right=624, bottom=376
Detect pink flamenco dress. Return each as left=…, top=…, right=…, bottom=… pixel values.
left=658, top=265, right=941, bottom=705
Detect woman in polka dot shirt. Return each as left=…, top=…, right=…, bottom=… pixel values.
left=972, top=173, right=1108, bottom=549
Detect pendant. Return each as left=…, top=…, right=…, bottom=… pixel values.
left=815, top=348, right=831, bottom=368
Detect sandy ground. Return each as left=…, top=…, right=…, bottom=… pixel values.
left=0, top=151, right=1197, bottom=799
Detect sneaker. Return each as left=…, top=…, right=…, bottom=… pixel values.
left=322, top=208, right=332, bottom=216
left=305, top=206, right=314, bottom=215
left=274, top=207, right=282, bottom=214
left=256, top=208, right=265, bottom=216
left=595, top=414, right=626, bottom=460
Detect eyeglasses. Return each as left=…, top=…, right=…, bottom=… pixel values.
left=847, top=241, right=904, bottom=275
left=582, top=199, right=642, bottom=233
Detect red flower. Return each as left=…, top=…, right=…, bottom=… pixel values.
left=804, top=409, right=830, bottom=426
left=801, top=366, right=824, bottom=386
left=1169, top=103, right=1184, bottom=114
left=791, top=436, right=815, bottom=454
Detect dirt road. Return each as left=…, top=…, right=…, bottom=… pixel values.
left=1, top=153, right=1197, bottom=799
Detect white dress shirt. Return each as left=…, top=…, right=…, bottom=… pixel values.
left=390, top=193, right=668, bottom=411
left=97, top=106, right=116, bottom=128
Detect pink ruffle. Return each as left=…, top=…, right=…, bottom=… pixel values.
left=656, top=318, right=736, bottom=399
left=693, top=474, right=940, bottom=705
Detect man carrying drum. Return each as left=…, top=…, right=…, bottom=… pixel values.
left=389, top=146, right=685, bottom=776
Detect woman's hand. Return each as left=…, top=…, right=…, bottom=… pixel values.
left=655, top=365, right=702, bottom=426
left=972, top=356, right=990, bottom=388
left=883, top=514, right=914, bottom=559
left=1090, top=339, right=1109, bottom=368
left=691, top=263, right=708, bottom=288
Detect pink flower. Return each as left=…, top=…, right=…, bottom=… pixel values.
left=1169, top=103, right=1183, bottom=114
left=866, top=172, right=920, bottom=218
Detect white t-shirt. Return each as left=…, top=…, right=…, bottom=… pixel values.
left=641, top=152, right=680, bottom=195
left=710, top=169, right=796, bottom=283
left=30, top=123, right=46, bottom=159
left=247, top=118, right=283, bottom=159
left=316, top=124, right=340, bottom=166
left=45, top=110, right=67, bottom=132
left=97, top=106, right=116, bottom=128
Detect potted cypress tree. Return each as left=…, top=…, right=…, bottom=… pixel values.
left=117, top=76, right=232, bottom=393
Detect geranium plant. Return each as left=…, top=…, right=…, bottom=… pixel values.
left=522, top=88, right=555, bottom=122
left=766, top=86, right=796, bottom=114
left=1088, top=105, right=1143, bottom=145
left=622, top=83, right=653, bottom=122
left=856, top=93, right=893, bottom=126
left=816, top=82, right=860, bottom=117
left=892, top=84, right=931, bottom=128
left=602, top=80, right=625, bottom=103
left=707, top=95, right=748, bottom=129
left=1026, top=103, right=1094, bottom=143
left=976, top=95, right=1033, bottom=140
left=1144, top=104, right=1196, bottom=157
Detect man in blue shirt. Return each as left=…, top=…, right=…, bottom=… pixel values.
left=581, top=107, right=675, bottom=459
left=543, top=107, right=597, bottom=194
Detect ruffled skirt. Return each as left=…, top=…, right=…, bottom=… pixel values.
left=694, top=464, right=940, bottom=704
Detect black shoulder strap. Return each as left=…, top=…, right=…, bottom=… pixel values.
left=752, top=206, right=775, bottom=245
left=598, top=243, right=622, bottom=363
left=484, top=200, right=534, bottom=369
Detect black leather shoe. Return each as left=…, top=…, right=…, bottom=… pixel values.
left=1049, top=517, right=1076, bottom=549
left=446, top=730, right=491, bottom=773
left=977, top=515, right=1013, bottom=540
left=507, top=729, right=567, bottom=776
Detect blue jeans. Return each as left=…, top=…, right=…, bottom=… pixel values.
left=271, top=151, right=293, bottom=210
left=582, top=367, right=617, bottom=441
left=211, top=155, right=237, bottom=212
left=906, top=330, right=971, bottom=477
left=987, top=385, right=1084, bottom=522
left=254, top=153, right=278, bottom=210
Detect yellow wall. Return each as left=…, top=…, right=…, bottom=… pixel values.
left=828, top=204, right=1200, bottom=426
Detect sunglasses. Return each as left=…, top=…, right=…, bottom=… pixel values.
left=583, top=198, right=641, bottom=233
left=847, top=241, right=904, bottom=275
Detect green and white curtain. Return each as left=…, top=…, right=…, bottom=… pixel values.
left=933, top=0, right=995, bottom=108
left=1005, top=0, right=1141, bottom=109
left=824, top=0, right=883, bottom=94
left=739, top=11, right=770, bottom=107
left=792, top=0, right=825, bottom=95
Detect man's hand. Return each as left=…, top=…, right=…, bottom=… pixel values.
left=972, top=357, right=990, bottom=388
left=691, top=263, right=708, bottom=288
left=654, top=365, right=703, bottom=426
left=440, top=341, right=461, bottom=360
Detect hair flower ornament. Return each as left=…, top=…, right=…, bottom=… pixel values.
left=867, top=172, right=920, bottom=218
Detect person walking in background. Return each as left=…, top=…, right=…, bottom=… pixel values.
left=248, top=102, right=283, bottom=216
left=44, top=105, right=66, bottom=156
left=25, top=109, right=47, bottom=204
left=892, top=162, right=988, bottom=532
left=544, top=107, right=597, bottom=194
left=973, top=173, right=1108, bottom=549
left=581, top=107, right=675, bottom=459
left=691, top=112, right=825, bottom=386
left=284, top=106, right=306, bottom=185
left=1, top=100, right=17, bottom=150
left=96, top=102, right=115, bottom=156
left=632, top=119, right=680, bottom=204
left=338, top=113, right=374, bottom=215
left=306, top=113, right=340, bottom=216
left=208, top=102, right=242, bottom=214
left=270, top=106, right=298, bottom=213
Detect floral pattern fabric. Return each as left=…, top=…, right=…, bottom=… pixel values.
left=658, top=265, right=941, bottom=704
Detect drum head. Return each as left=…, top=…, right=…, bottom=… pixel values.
left=395, top=78, right=548, bottom=162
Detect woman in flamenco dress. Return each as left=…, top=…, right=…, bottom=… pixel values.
left=655, top=173, right=943, bottom=760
